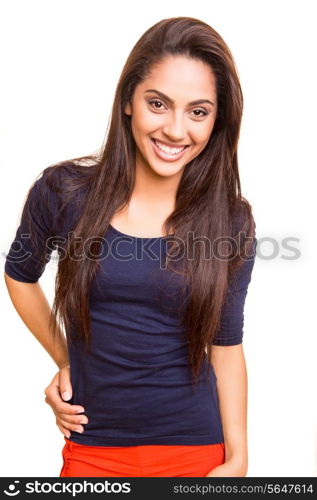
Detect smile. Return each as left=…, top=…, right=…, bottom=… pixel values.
left=150, top=138, right=190, bottom=162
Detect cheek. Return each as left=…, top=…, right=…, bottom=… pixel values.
left=192, top=122, right=215, bottom=146
left=131, top=106, right=160, bottom=135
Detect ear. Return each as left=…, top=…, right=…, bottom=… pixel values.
left=124, top=101, right=132, bottom=116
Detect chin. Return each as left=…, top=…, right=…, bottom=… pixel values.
left=148, top=161, right=186, bottom=177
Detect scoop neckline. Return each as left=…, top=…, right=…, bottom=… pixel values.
left=108, top=223, right=172, bottom=240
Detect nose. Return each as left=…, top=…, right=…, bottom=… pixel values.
left=162, top=111, right=187, bottom=142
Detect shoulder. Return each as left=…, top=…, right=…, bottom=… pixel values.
left=28, top=160, right=95, bottom=233
left=227, top=198, right=257, bottom=287
left=48, top=159, right=97, bottom=198
left=41, top=161, right=93, bottom=196
left=232, top=198, right=256, bottom=240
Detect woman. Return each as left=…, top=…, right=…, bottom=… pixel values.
left=4, top=16, right=257, bottom=477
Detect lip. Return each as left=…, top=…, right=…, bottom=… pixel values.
left=151, top=137, right=189, bottom=148
left=150, top=138, right=190, bottom=162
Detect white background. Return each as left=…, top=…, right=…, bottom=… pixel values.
left=1, top=0, right=316, bottom=477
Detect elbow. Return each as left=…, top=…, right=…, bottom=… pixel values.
left=226, top=452, right=248, bottom=477
left=235, top=457, right=248, bottom=477
left=240, top=462, right=248, bottom=477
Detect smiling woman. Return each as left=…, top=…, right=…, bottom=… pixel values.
left=124, top=56, right=217, bottom=173
left=4, top=16, right=257, bottom=477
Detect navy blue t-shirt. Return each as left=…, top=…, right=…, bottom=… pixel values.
left=4, top=166, right=257, bottom=446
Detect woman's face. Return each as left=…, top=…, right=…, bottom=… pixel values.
left=124, top=55, right=218, bottom=179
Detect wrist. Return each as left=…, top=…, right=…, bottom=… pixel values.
left=57, top=360, right=70, bottom=370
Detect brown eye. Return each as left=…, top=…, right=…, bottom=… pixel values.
left=148, top=99, right=166, bottom=110
left=192, top=109, right=208, bottom=117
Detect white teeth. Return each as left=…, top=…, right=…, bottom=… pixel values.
left=154, top=139, right=186, bottom=155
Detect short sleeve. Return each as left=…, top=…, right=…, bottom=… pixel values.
left=212, top=237, right=257, bottom=346
left=4, top=169, right=57, bottom=283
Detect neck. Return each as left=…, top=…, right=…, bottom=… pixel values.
left=132, top=154, right=183, bottom=209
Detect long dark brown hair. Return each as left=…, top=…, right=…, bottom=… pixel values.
left=30, top=16, right=256, bottom=386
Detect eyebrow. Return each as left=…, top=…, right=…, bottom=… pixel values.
left=144, top=89, right=215, bottom=107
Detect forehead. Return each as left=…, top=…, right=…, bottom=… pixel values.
left=136, top=55, right=217, bottom=101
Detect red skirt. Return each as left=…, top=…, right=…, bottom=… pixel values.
left=59, top=437, right=225, bottom=477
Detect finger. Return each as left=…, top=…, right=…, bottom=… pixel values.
left=57, top=417, right=84, bottom=434
left=44, top=372, right=59, bottom=397
left=58, top=413, right=89, bottom=425
left=45, top=380, right=85, bottom=415
left=56, top=422, right=71, bottom=438
left=47, top=398, right=86, bottom=416
left=59, top=366, right=73, bottom=402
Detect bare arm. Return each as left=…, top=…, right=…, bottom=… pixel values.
left=4, top=272, right=88, bottom=435
left=3, top=172, right=88, bottom=436
left=208, top=343, right=248, bottom=476
left=4, top=271, right=69, bottom=370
